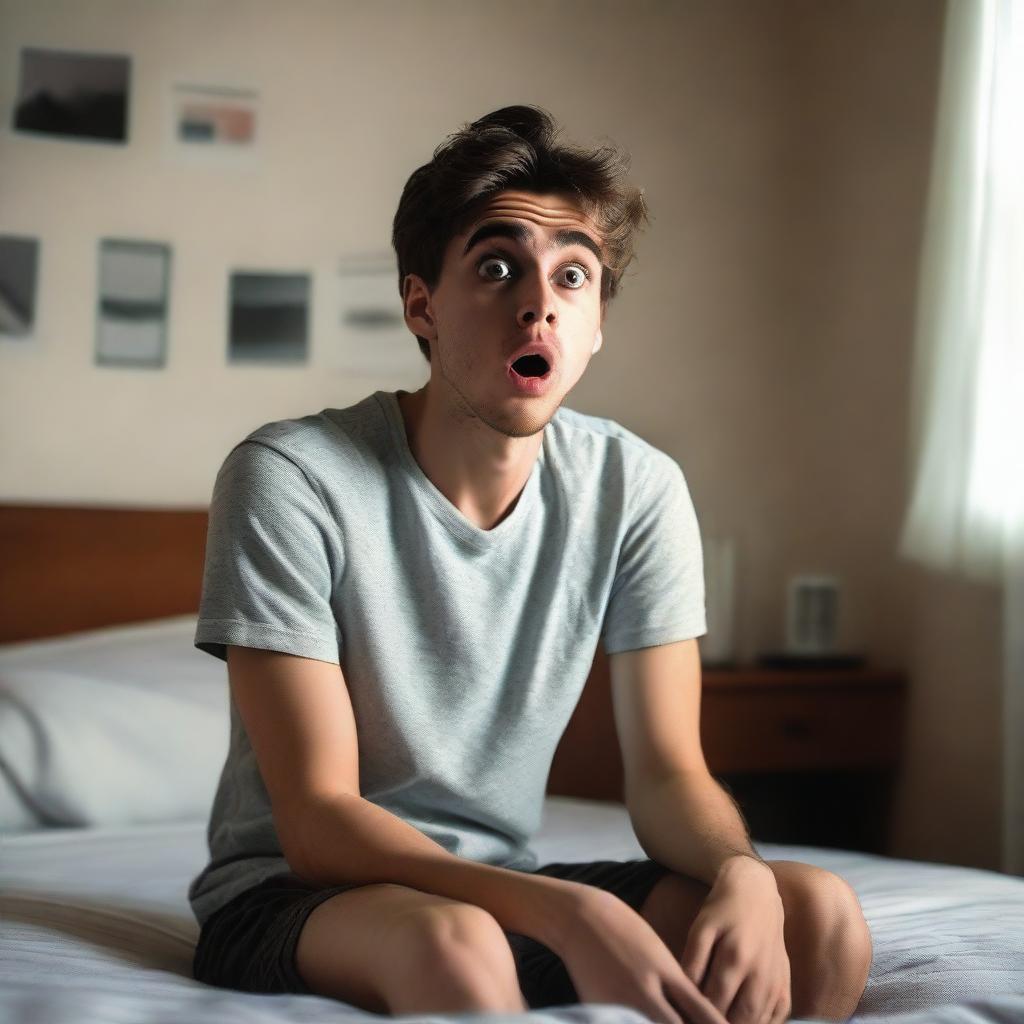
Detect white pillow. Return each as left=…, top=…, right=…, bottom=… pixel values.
left=0, top=616, right=229, bottom=830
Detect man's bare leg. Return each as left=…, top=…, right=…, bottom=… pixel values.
left=294, top=882, right=529, bottom=1014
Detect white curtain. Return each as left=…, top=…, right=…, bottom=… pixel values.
left=897, top=0, right=1024, bottom=875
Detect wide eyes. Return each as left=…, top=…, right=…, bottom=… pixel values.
left=476, top=256, right=590, bottom=289
left=555, top=264, right=588, bottom=289
left=478, top=257, right=513, bottom=282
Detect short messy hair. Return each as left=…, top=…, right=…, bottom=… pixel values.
left=392, top=105, right=648, bottom=362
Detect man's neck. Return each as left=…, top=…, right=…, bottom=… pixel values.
left=396, top=384, right=544, bottom=531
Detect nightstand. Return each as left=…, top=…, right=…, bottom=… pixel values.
left=547, top=654, right=908, bottom=855
left=702, top=667, right=907, bottom=853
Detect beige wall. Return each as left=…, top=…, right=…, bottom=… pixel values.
left=0, top=0, right=1004, bottom=869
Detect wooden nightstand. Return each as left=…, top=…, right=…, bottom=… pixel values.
left=547, top=652, right=908, bottom=855
left=701, top=667, right=906, bottom=773
left=702, top=667, right=907, bottom=853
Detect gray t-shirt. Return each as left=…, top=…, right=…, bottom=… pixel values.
left=188, top=390, right=706, bottom=926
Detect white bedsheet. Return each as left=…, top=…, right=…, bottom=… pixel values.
left=2, top=796, right=1023, bottom=1024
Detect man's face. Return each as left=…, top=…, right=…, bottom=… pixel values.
left=406, top=190, right=605, bottom=439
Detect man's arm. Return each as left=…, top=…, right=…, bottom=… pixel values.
left=609, top=638, right=765, bottom=885
left=227, top=645, right=586, bottom=950
left=232, top=644, right=731, bottom=1024
left=610, top=640, right=793, bottom=1024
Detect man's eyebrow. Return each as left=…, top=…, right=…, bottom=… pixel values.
left=462, top=222, right=530, bottom=255
left=462, top=222, right=604, bottom=262
left=551, top=228, right=603, bottom=263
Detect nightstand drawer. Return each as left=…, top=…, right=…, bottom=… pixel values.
left=701, top=685, right=905, bottom=773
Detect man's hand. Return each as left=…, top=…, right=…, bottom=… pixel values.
left=678, top=857, right=791, bottom=1024
left=552, top=886, right=731, bottom=1024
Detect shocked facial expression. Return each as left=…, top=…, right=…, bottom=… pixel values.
left=404, top=190, right=606, bottom=438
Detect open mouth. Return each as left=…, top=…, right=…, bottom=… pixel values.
left=510, top=354, right=551, bottom=379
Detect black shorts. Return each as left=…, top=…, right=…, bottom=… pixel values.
left=193, top=858, right=671, bottom=1010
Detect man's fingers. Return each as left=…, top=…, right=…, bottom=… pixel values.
left=652, top=994, right=685, bottom=1024
left=757, top=987, right=790, bottom=1024
left=754, top=994, right=777, bottom=1024
left=700, top=950, right=746, bottom=1018
left=664, top=976, right=730, bottom=1024
left=725, top=976, right=772, bottom=1024
left=679, top=919, right=716, bottom=987
left=771, top=992, right=792, bottom=1024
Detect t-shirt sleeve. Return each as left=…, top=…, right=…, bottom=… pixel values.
left=600, top=453, right=707, bottom=654
left=194, top=440, right=342, bottom=665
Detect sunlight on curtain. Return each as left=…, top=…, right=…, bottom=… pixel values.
left=899, top=0, right=1023, bottom=583
left=898, top=0, right=1023, bottom=875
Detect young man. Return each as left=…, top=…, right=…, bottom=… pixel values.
left=189, top=106, right=872, bottom=1024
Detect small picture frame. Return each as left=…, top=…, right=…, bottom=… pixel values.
left=228, top=271, right=310, bottom=364
left=14, top=47, right=130, bottom=144
left=0, top=235, right=40, bottom=338
left=95, top=239, right=171, bottom=368
left=166, top=82, right=259, bottom=166
left=330, top=255, right=427, bottom=383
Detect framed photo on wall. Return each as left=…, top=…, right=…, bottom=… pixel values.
left=0, top=235, right=40, bottom=338
left=13, top=47, right=130, bottom=144
left=95, top=240, right=172, bottom=368
left=228, top=271, right=310, bottom=364
left=166, top=81, right=259, bottom=166
left=330, top=254, right=427, bottom=384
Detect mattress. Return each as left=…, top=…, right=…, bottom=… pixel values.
left=1, top=616, right=1022, bottom=1022
left=2, top=796, right=1023, bottom=1024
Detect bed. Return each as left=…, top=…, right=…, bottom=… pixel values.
left=1, top=504, right=1022, bottom=1024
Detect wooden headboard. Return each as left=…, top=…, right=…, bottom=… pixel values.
left=0, top=503, right=624, bottom=802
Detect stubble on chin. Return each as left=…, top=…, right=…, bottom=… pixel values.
left=457, top=390, right=554, bottom=439
left=440, top=360, right=557, bottom=439
left=484, top=408, right=552, bottom=438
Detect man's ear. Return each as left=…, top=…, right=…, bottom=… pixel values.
left=403, top=273, right=437, bottom=340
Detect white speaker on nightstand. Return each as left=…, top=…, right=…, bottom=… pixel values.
left=785, top=574, right=841, bottom=655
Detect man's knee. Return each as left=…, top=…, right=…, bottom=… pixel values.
left=771, top=861, right=872, bottom=1021
left=296, top=884, right=524, bottom=1014
left=398, top=901, right=524, bottom=1010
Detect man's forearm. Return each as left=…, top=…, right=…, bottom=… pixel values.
left=288, top=792, right=584, bottom=950
left=625, top=770, right=766, bottom=886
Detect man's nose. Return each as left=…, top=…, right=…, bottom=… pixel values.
left=516, top=276, right=557, bottom=329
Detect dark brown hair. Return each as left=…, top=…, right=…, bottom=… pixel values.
left=392, top=105, right=648, bottom=361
